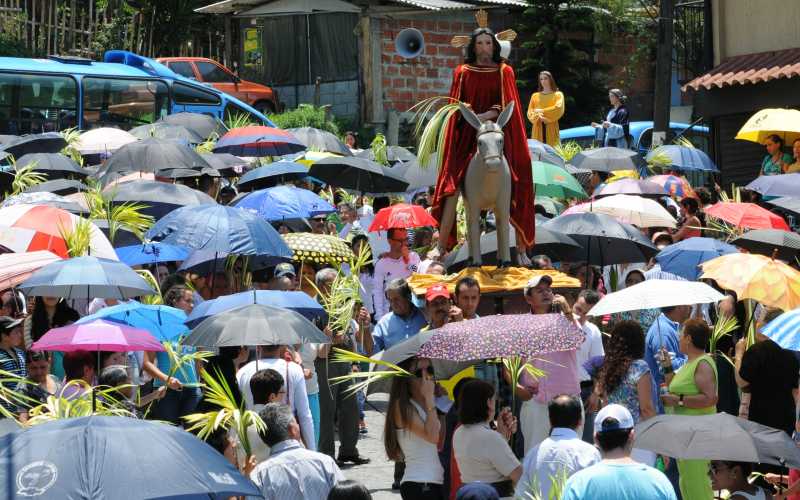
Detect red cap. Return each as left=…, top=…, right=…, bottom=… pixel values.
left=425, top=283, right=451, bottom=302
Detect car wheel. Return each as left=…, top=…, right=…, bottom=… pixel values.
left=253, top=101, right=275, bottom=114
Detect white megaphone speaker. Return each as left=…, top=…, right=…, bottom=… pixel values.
left=395, top=28, right=425, bottom=59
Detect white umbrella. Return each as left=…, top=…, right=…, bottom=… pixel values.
left=566, top=194, right=677, bottom=228
left=74, top=128, right=138, bottom=155
left=588, top=279, right=724, bottom=316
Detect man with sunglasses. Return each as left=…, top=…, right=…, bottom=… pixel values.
left=372, top=228, right=420, bottom=320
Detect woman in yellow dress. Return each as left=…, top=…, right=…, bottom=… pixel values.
left=527, top=71, right=565, bottom=146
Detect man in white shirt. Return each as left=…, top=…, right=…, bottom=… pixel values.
left=572, top=289, right=605, bottom=442
left=515, top=394, right=601, bottom=498
left=237, top=345, right=316, bottom=451
left=372, top=228, right=420, bottom=319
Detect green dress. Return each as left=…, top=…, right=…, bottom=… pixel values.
left=668, top=354, right=718, bottom=500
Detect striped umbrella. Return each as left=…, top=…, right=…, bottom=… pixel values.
left=213, top=126, right=305, bottom=157
left=0, top=250, right=62, bottom=289
left=762, top=308, right=800, bottom=351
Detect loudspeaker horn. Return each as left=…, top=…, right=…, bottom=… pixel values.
left=395, top=28, right=425, bottom=59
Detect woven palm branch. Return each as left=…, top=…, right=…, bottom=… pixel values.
left=553, top=141, right=583, bottom=163
left=311, top=244, right=371, bottom=334
left=502, top=357, right=546, bottom=412
left=710, top=314, right=738, bottom=367
left=59, top=217, right=93, bottom=257
left=410, top=96, right=463, bottom=169
left=11, top=159, right=46, bottom=195
left=647, top=146, right=673, bottom=172
left=60, top=127, right=84, bottom=166
left=329, top=348, right=413, bottom=396
left=136, top=269, right=163, bottom=305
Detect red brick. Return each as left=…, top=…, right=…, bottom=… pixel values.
left=406, top=78, right=416, bottom=87
left=400, top=66, right=413, bottom=76
left=398, top=19, right=411, bottom=29
left=396, top=91, right=412, bottom=101
left=382, top=78, right=391, bottom=87
left=393, top=78, right=405, bottom=88
left=386, top=66, right=398, bottom=75
left=437, top=21, right=451, bottom=32
left=426, top=68, right=438, bottom=78
left=424, top=21, right=436, bottom=31
left=419, top=81, right=431, bottom=90
left=425, top=44, right=438, bottom=56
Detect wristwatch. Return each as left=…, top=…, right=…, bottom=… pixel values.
left=679, top=394, right=685, bottom=407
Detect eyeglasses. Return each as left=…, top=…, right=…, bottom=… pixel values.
left=414, top=365, right=435, bottom=378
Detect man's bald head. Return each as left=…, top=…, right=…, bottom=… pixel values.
left=548, top=394, right=583, bottom=430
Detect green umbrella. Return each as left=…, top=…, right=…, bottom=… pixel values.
left=534, top=196, right=564, bottom=216
left=532, top=161, right=587, bottom=199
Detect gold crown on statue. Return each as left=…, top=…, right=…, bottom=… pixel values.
left=451, top=9, right=517, bottom=48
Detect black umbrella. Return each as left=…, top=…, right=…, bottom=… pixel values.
left=177, top=248, right=280, bottom=275
left=731, top=229, right=800, bottom=262
left=16, top=153, right=87, bottom=179
left=161, top=112, right=228, bottom=140
left=309, top=156, right=409, bottom=194
left=24, top=178, right=88, bottom=196
left=767, top=196, right=800, bottom=216
left=184, top=303, right=329, bottom=348
left=156, top=167, right=220, bottom=179
left=102, top=138, right=211, bottom=175
left=288, top=127, right=352, bottom=156
left=91, top=219, right=141, bottom=247
left=356, top=145, right=416, bottom=165
left=0, top=168, right=13, bottom=194
left=200, top=153, right=249, bottom=176
left=129, top=122, right=204, bottom=143
left=571, top=147, right=645, bottom=172
left=0, top=132, right=66, bottom=158
left=635, top=412, right=800, bottom=468
left=542, top=212, right=658, bottom=266
left=106, top=180, right=216, bottom=220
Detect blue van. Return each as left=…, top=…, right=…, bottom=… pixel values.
left=0, top=50, right=272, bottom=135
left=560, top=121, right=710, bottom=156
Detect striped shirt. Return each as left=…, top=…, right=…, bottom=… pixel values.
left=0, top=347, right=26, bottom=412
left=250, top=439, right=343, bottom=500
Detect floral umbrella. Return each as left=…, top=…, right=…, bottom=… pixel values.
left=700, top=253, right=800, bottom=310
left=282, top=232, right=354, bottom=265
left=417, top=313, right=584, bottom=361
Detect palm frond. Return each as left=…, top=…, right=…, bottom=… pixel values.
left=107, top=202, right=154, bottom=242
left=370, top=133, right=389, bottom=166
left=646, top=146, right=673, bottom=172
left=60, top=127, right=84, bottom=166
left=518, top=467, right=570, bottom=499
left=553, top=141, right=583, bottom=163
left=336, top=188, right=358, bottom=206
left=59, top=217, right=93, bottom=257
left=709, top=314, right=738, bottom=357
left=410, top=96, right=461, bottom=169
left=136, top=269, right=163, bottom=305
left=11, top=159, right=47, bottom=195
left=673, top=136, right=695, bottom=148
left=194, top=133, right=219, bottom=154
left=225, top=113, right=258, bottom=130
left=310, top=244, right=371, bottom=334
left=162, top=340, right=213, bottom=388
left=502, top=357, right=547, bottom=411
left=329, top=347, right=412, bottom=396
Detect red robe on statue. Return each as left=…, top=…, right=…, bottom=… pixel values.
left=431, top=63, right=535, bottom=249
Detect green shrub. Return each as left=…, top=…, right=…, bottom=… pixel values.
left=268, top=104, right=339, bottom=136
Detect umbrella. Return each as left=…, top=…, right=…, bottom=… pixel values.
left=761, top=308, right=800, bottom=351
left=18, top=256, right=155, bottom=299
left=731, top=229, right=800, bottom=262
left=527, top=139, right=564, bottom=167
left=161, top=111, right=227, bottom=140
left=90, top=219, right=141, bottom=248
left=392, top=158, right=439, bottom=193
left=184, top=303, right=329, bottom=348
left=185, top=289, right=327, bottom=328
left=308, top=156, right=409, bottom=194
left=156, top=167, right=220, bottom=179
left=587, top=279, right=725, bottom=316
left=199, top=153, right=249, bottom=176
left=700, top=253, right=800, bottom=310
left=102, top=138, right=211, bottom=175
left=356, top=145, right=416, bottom=165
left=368, top=203, right=437, bottom=232
left=532, top=161, right=587, bottom=199
left=146, top=204, right=293, bottom=258
left=534, top=196, right=564, bottom=216
left=1, top=192, right=88, bottom=214
left=236, top=161, right=309, bottom=191
left=648, top=174, right=695, bottom=199
left=0, top=132, right=66, bottom=158
left=655, top=237, right=739, bottom=281
left=16, top=153, right=87, bottom=179
left=735, top=108, right=800, bottom=145
left=634, top=412, right=800, bottom=468
left=705, top=202, right=790, bottom=230
left=176, top=248, right=282, bottom=275
left=24, top=179, right=88, bottom=196
left=645, top=145, right=718, bottom=172
left=417, top=313, right=584, bottom=361
left=105, top=180, right=216, bottom=220
left=571, top=147, right=644, bottom=172
left=31, top=319, right=164, bottom=352
left=115, top=242, right=190, bottom=266
left=0, top=416, right=261, bottom=499
left=74, top=128, right=138, bottom=155
left=542, top=212, right=659, bottom=266
left=233, top=185, right=335, bottom=221
left=0, top=204, right=117, bottom=260
left=129, top=122, right=204, bottom=143
left=594, top=178, right=667, bottom=198
left=745, top=173, right=800, bottom=199
left=78, top=301, right=189, bottom=342
left=289, top=127, right=352, bottom=156
left=213, top=125, right=305, bottom=157
left=98, top=170, right=155, bottom=189
left=0, top=168, right=12, bottom=195
left=282, top=232, right=354, bottom=265
left=0, top=251, right=62, bottom=289
left=768, top=196, right=800, bottom=216
left=563, top=194, right=677, bottom=228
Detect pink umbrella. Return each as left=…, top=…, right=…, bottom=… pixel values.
left=31, top=319, right=165, bottom=352
left=0, top=250, right=62, bottom=289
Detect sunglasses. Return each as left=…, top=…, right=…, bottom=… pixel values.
left=414, top=365, right=435, bottom=378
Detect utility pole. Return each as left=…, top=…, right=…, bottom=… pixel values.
left=652, top=0, right=674, bottom=147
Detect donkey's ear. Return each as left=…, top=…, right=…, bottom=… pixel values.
left=458, top=103, right=483, bottom=131
left=496, top=101, right=515, bottom=129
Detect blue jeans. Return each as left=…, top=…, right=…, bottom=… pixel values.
left=152, top=387, right=202, bottom=425
left=308, top=392, right=320, bottom=448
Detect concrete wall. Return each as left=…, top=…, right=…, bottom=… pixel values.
left=273, top=80, right=360, bottom=119
left=713, top=0, right=800, bottom=64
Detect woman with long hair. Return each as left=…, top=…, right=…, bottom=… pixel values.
left=673, top=197, right=702, bottom=242
left=385, top=357, right=443, bottom=500
left=527, top=70, right=565, bottom=146
left=24, top=296, right=79, bottom=379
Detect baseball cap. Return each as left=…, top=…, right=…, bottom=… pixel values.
left=523, top=274, right=553, bottom=295
left=274, top=262, right=296, bottom=278
left=594, top=403, right=635, bottom=433
left=425, top=283, right=451, bottom=302
left=0, top=316, right=23, bottom=334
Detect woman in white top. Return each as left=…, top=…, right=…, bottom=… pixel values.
left=709, top=460, right=772, bottom=500
left=385, top=357, right=444, bottom=500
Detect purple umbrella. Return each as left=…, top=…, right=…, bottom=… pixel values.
left=417, top=313, right=584, bottom=361
left=31, top=319, right=165, bottom=353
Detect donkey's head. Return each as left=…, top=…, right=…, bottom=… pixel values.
left=459, top=101, right=515, bottom=170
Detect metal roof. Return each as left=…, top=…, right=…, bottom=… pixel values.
left=683, top=48, right=800, bottom=92
left=389, top=0, right=474, bottom=9
left=196, top=0, right=524, bottom=14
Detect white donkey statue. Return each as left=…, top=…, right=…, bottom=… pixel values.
left=459, top=101, right=515, bottom=267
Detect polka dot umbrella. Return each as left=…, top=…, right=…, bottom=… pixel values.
left=282, top=232, right=354, bottom=265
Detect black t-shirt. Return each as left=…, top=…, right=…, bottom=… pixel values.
left=740, top=339, right=800, bottom=435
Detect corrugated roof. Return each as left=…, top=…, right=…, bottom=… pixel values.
left=683, top=48, right=800, bottom=91
left=390, top=0, right=473, bottom=8
left=196, top=0, right=521, bottom=14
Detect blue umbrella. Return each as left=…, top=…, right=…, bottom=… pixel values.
left=237, top=161, right=309, bottom=191
left=18, top=256, right=155, bottom=299
left=145, top=204, right=293, bottom=258
left=762, top=308, right=800, bottom=351
left=186, top=289, right=327, bottom=328
left=115, top=242, right=190, bottom=266
left=746, top=173, right=800, bottom=199
left=0, top=416, right=262, bottom=499
left=655, top=237, right=739, bottom=281
left=646, top=145, right=718, bottom=172
left=78, top=301, right=188, bottom=342
left=177, top=248, right=286, bottom=275
left=234, top=185, right=335, bottom=221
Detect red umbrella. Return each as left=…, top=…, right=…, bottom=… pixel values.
left=705, top=202, right=790, bottom=230
left=368, top=203, right=437, bottom=232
